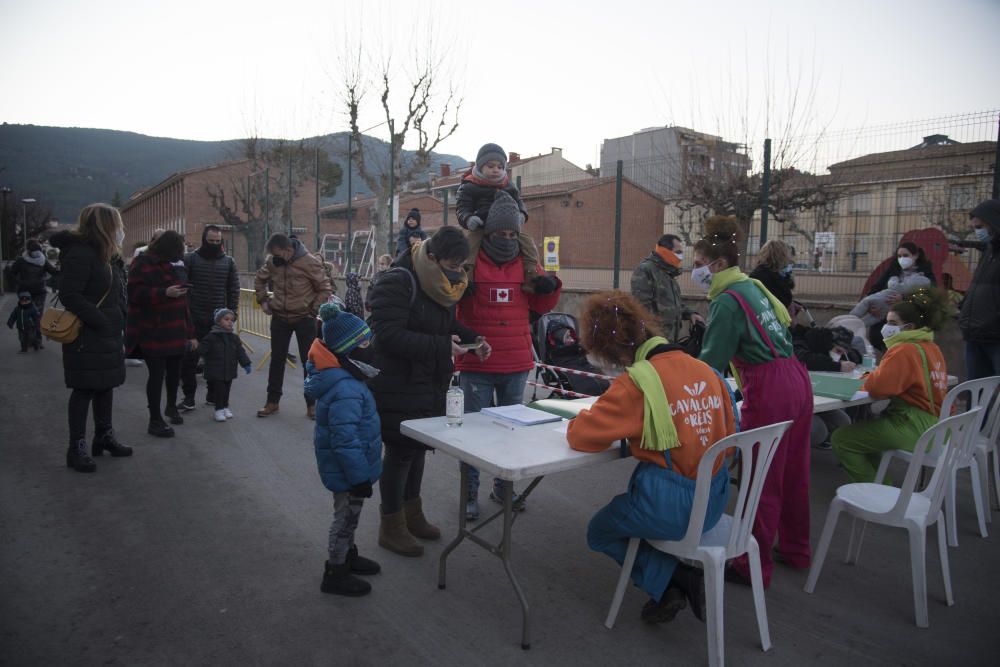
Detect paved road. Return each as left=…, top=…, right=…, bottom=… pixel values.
left=1, top=293, right=997, bottom=666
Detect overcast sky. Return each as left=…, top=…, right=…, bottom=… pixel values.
left=2, top=0, right=998, bottom=167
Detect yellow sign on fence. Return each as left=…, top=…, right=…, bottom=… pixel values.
left=543, top=236, right=560, bottom=272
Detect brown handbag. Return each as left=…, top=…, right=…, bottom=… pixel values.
left=41, top=267, right=112, bottom=344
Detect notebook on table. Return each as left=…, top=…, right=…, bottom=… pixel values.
left=808, top=372, right=866, bottom=401
left=481, top=404, right=564, bottom=426
left=527, top=398, right=597, bottom=420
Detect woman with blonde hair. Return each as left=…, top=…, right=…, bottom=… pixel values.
left=49, top=204, right=132, bottom=472
left=694, top=216, right=813, bottom=588
left=749, top=239, right=796, bottom=309
left=568, top=291, right=737, bottom=623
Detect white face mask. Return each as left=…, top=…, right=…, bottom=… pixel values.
left=829, top=351, right=842, bottom=362
left=674, top=252, right=684, bottom=263
left=974, top=227, right=991, bottom=242
left=691, top=264, right=714, bottom=290
left=115, top=226, right=126, bottom=247
left=897, top=256, right=914, bottom=270
left=881, top=323, right=902, bottom=340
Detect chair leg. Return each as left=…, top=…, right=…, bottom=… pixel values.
left=991, top=444, right=1000, bottom=510
left=946, top=467, right=959, bottom=548
left=974, top=449, right=992, bottom=524
left=845, top=518, right=867, bottom=564
left=907, top=524, right=929, bottom=628
left=805, top=502, right=842, bottom=593
left=935, top=514, right=954, bottom=607
left=746, top=539, right=771, bottom=652
left=969, top=458, right=989, bottom=539
left=604, top=538, right=639, bottom=630
left=704, top=555, right=727, bottom=667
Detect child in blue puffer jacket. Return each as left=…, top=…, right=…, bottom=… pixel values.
left=305, top=303, right=383, bottom=597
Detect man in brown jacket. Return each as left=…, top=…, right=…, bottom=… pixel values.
left=254, top=233, right=332, bottom=418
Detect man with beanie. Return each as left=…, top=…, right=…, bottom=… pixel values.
left=305, top=303, right=382, bottom=597
left=254, top=233, right=333, bottom=418
left=630, top=234, right=704, bottom=342
left=956, top=199, right=1000, bottom=379
left=455, top=190, right=563, bottom=519
left=457, top=142, right=544, bottom=293
left=178, top=225, right=240, bottom=411
left=395, top=208, right=428, bottom=256
left=197, top=307, right=251, bottom=422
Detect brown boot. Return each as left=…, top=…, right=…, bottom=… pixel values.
left=378, top=508, right=423, bottom=557
left=403, top=497, right=441, bottom=541
left=256, top=402, right=280, bottom=418
left=306, top=404, right=316, bottom=420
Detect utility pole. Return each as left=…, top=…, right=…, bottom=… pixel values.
left=387, top=119, right=396, bottom=255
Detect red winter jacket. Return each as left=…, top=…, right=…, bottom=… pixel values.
left=455, top=251, right=561, bottom=374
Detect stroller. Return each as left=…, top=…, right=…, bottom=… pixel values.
left=530, top=312, right=611, bottom=400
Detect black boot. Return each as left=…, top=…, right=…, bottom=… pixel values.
left=66, top=440, right=96, bottom=473
left=671, top=563, right=707, bottom=622
left=164, top=405, right=184, bottom=425
left=147, top=419, right=175, bottom=438
left=92, top=430, right=134, bottom=458
left=347, top=545, right=381, bottom=575
left=320, top=561, right=372, bottom=597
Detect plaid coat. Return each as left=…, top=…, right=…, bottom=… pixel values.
left=126, top=253, right=193, bottom=358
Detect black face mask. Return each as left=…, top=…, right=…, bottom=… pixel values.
left=442, top=267, right=464, bottom=284
left=201, top=242, right=224, bottom=258
left=272, top=256, right=287, bottom=267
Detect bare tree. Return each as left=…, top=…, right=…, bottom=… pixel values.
left=206, top=138, right=342, bottom=269
left=343, top=41, right=462, bottom=253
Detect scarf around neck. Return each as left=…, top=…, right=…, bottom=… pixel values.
left=884, top=327, right=934, bottom=349
left=22, top=251, right=46, bottom=266
left=625, top=336, right=680, bottom=452
left=707, top=266, right=791, bottom=327
left=411, top=241, right=469, bottom=308
left=469, top=167, right=509, bottom=188
left=654, top=245, right=682, bottom=268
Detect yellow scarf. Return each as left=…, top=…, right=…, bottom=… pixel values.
left=410, top=240, right=468, bottom=308
left=625, top=336, right=680, bottom=451
left=706, top=266, right=791, bottom=327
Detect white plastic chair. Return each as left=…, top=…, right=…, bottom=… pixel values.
left=873, top=376, right=1000, bottom=546
left=604, top=420, right=792, bottom=667
left=804, top=408, right=981, bottom=628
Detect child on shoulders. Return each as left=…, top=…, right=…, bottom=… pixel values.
left=457, top=143, right=542, bottom=292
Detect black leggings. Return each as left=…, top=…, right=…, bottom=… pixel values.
left=378, top=442, right=427, bottom=515
left=68, top=388, right=114, bottom=443
left=145, top=355, right=182, bottom=421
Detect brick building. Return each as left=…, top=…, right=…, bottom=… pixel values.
left=120, top=160, right=319, bottom=272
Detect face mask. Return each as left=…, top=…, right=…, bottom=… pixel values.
left=974, top=227, right=991, bottom=243
left=201, top=242, right=224, bottom=257
left=272, top=256, right=286, bottom=267
left=691, top=264, right=714, bottom=290
left=881, top=323, right=902, bottom=341
left=674, top=252, right=684, bottom=262
left=897, top=256, right=914, bottom=270
left=781, top=263, right=794, bottom=276
left=829, top=351, right=842, bottom=362
left=442, top=267, right=464, bottom=284
left=115, top=227, right=126, bottom=246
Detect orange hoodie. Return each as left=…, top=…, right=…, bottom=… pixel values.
left=567, top=350, right=736, bottom=479
left=863, top=340, right=947, bottom=414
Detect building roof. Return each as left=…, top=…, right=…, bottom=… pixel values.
left=829, top=140, right=995, bottom=172
left=121, top=159, right=251, bottom=211
left=522, top=175, right=666, bottom=202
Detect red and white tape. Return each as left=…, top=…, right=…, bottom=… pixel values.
left=533, top=361, right=615, bottom=382
left=525, top=380, right=594, bottom=399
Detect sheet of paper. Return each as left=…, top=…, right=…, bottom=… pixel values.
left=481, top=404, right=563, bottom=426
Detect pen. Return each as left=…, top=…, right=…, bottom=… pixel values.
left=491, top=419, right=516, bottom=431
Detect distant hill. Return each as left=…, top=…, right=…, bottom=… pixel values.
left=0, top=124, right=470, bottom=223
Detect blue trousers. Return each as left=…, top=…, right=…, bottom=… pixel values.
left=587, top=461, right=729, bottom=600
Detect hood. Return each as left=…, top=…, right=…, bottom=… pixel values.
left=970, top=199, right=1000, bottom=234
left=48, top=229, right=85, bottom=251
left=304, top=341, right=354, bottom=401
left=308, top=338, right=341, bottom=371
left=289, top=239, right=308, bottom=262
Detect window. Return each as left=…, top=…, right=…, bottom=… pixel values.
left=848, top=192, right=871, bottom=213
left=896, top=187, right=920, bottom=212
left=949, top=184, right=976, bottom=211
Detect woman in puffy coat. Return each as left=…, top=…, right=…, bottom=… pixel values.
left=367, top=227, right=484, bottom=557
left=126, top=230, right=196, bottom=437
left=48, top=204, right=132, bottom=473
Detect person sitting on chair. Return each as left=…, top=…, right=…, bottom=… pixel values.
left=567, top=291, right=737, bottom=625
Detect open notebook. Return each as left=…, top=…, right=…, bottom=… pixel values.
left=527, top=398, right=598, bottom=420
left=480, top=404, right=564, bottom=426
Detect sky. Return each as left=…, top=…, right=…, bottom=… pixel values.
left=2, top=0, right=999, bottom=169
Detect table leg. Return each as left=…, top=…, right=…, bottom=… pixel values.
left=499, top=480, right=531, bottom=650
left=438, top=462, right=470, bottom=590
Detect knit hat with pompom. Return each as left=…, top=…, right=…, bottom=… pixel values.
left=319, top=302, right=372, bottom=354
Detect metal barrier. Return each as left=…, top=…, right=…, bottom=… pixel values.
left=237, top=288, right=297, bottom=371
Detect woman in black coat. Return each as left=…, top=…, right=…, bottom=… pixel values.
left=749, top=239, right=796, bottom=309
left=368, top=227, right=485, bottom=557
left=10, top=239, right=59, bottom=343
left=48, top=204, right=132, bottom=473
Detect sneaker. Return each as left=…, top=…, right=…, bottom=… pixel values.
left=815, top=440, right=833, bottom=450
left=641, top=587, right=687, bottom=624
left=214, top=409, right=227, bottom=422
left=489, top=484, right=526, bottom=512
left=223, top=408, right=233, bottom=419
left=177, top=397, right=196, bottom=412
left=205, top=399, right=215, bottom=407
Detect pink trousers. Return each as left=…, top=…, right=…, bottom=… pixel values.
left=731, top=356, right=814, bottom=587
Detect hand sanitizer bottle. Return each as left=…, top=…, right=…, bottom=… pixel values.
left=446, top=380, right=464, bottom=427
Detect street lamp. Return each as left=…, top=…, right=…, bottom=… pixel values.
left=21, top=198, right=36, bottom=254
